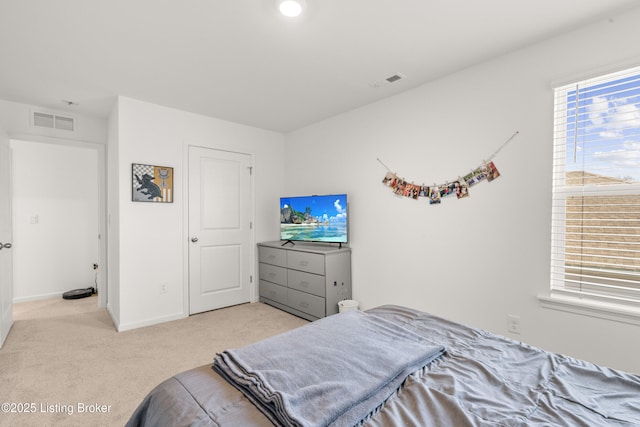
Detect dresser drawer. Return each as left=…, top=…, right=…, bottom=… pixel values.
left=259, top=280, right=287, bottom=305
left=259, top=263, right=287, bottom=286
left=259, top=246, right=286, bottom=267
left=288, top=269, right=325, bottom=297
left=287, top=288, right=325, bottom=318
left=287, top=251, right=324, bottom=275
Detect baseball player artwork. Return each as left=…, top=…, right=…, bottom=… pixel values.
left=132, top=163, right=174, bottom=203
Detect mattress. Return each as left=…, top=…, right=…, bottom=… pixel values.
left=126, top=305, right=640, bottom=426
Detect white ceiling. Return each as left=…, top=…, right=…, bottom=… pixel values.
left=1, top=0, right=638, bottom=133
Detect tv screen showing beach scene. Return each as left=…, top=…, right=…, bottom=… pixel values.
left=280, top=194, right=348, bottom=243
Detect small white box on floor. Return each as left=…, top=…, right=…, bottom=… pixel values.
left=338, top=300, right=358, bottom=313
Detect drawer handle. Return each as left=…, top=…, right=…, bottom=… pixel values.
left=268, top=272, right=276, bottom=278
left=299, top=281, right=309, bottom=287
left=299, top=302, right=309, bottom=308
left=299, top=261, right=308, bottom=266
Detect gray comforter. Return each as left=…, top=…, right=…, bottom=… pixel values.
left=213, top=310, right=445, bottom=427
left=127, top=305, right=640, bottom=426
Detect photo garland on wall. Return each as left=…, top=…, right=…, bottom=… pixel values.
left=381, top=161, right=500, bottom=204
left=132, top=163, right=174, bottom=203
left=379, top=131, right=518, bottom=205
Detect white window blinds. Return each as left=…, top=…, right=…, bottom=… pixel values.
left=551, top=66, right=640, bottom=305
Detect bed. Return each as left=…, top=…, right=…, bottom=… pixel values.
left=126, top=305, right=640, bottom=426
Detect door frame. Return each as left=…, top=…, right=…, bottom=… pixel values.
left=9, top=134, right=108, bottom=308
left=182, top=142, right=256, bottom=316
left=0, top=126, right=13, bottom=347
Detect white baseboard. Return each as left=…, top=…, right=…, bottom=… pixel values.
left=106, top=304, right=119, bottom=331
left=13, top=292, right=64, bottom=304
left=116, top=312, right=187, bottom=332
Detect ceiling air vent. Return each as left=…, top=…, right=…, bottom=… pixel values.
left=385, top=73, right=406, bottom=83
left=369, top=72, right=407, bottom=88
left=33, top=111, right=75, bottom=132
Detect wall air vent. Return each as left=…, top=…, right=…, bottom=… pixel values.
left=33, top=111, right=75, bottom=132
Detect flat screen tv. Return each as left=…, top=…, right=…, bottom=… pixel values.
left=280, top=194, right=348, bottom=245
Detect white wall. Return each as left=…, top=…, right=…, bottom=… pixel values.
left=109, top=97, right=285, bottom=331
left=11, top=140, right=98, bottom=301
left=284, top=8, right=640, bottom=373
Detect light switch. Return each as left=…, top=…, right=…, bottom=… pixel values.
left=29, top=215, right=39, bottom=224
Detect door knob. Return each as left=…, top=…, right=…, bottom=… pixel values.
left=0, top=242, right=11, bottom=250
left=191, top=237, right=198, bottom=243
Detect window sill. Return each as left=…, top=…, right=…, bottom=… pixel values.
left=538, top=292, right=640, bottom=326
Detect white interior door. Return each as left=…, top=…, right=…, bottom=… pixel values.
left=0, top=127, right=13, bottom=347
left=188, top=146, right=252, bottom=315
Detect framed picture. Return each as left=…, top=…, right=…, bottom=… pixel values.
left=132, top=163, right=174, bottom=203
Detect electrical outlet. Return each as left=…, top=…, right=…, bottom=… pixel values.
left=160, top=283, right=168, bottom=294
left=507, top=314, right=521, bottom=334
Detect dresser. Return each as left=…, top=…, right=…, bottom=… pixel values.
left=258, top=241, right=352, bottom=321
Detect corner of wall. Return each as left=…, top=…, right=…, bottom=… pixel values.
left=106, top=100, right=121, bottom=324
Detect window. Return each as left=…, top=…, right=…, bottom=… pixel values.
left=550, top=66, right=640, bottom=313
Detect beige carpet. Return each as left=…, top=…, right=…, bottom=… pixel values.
left=0, top=296, right=308, bottom=427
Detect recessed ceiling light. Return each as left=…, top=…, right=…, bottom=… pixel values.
left=276, top=0, right=305, bottom=17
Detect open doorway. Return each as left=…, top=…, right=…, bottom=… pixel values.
left=10, top=139, right=106, bottom=307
